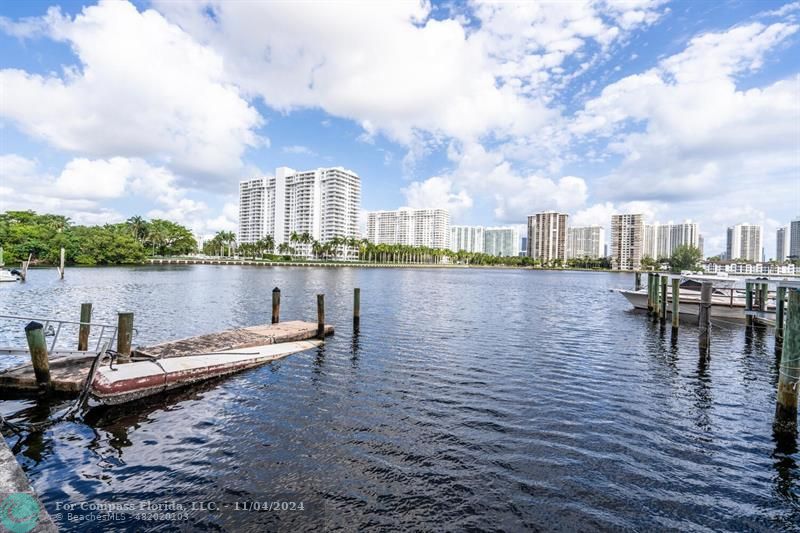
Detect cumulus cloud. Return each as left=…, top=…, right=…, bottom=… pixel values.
left=0, top=0, right=263, bottom=183
left=573, top=21, right=800, bottom=203
left=0, top=154, right=236, bottom=235
left=402, top=176, right=473, bottom=219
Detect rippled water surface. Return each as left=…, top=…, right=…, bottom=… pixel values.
left=0, top=266, right=797, bottom=531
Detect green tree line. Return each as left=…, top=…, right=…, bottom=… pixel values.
left=0, top=211, right=196, bottom=266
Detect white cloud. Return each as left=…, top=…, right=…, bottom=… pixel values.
left=0, top=1, right=263, bottom=182
left=281, top=145, right=317, bottom=156
left=0, top=154, right=236, bottom=235
left=402, top=176, right=473, bottom=219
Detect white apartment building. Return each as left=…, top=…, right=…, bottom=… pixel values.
left=366, top=208, right=450, bottom=249
left=642, top=221, right=700, bottom=259
left=527, top=212, right=568, bottom=263
left=703, top=262, right=797, bottom=275
left=484, top=227, right=520, bottom=257
left=611, top=214, right=644, bottom=271
left=777, top=226, right=789, bottom=262
left=238, top=166, right=361, bottom=259
left=450, top=225, right=484, bottom=253
left=791, top=218, right=800, bottom=259
left=567, top=226, right=605, bottom=259
left=726, top=223, right=762, bottom=262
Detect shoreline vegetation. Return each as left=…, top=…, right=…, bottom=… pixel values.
left=1, top=210, right=722, bottom=274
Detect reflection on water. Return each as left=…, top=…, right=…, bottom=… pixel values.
left=0, top=266, right=797, bottom=531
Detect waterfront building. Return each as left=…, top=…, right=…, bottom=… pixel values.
left=698, top=235, right=704, bottom=257
left=567, top=226, right=605, bottom=259
left=366, top=208, right=450, bottom=249
left=450, top=225, right=484, bottom=253
left=670, top=221, right=700, bottom=251
left=642, top=224, right=657, bottom=259
left=703, top=261, right=797, bottom=275
left=238, top=166, right=361, bottom=259
left=484, top=227, right=520, bottom=257
left=520, top=237, right=528, bottom=257
left=610, top=214, right=643, bottom=271
left=791, top=217, right=800, bottom=259
left=527, top=211, right=568, bottom=263
left=726, top=223, right=762, bottom=262
left=777, top=226, right=789, bottom=261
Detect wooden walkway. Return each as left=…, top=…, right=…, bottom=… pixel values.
left=0, top=321, right=332, bottom=396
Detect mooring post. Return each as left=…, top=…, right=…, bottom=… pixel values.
left=660, top=275, right=668, bottom=325
left=776, top=286, right=787, bottom=348
left=775, top=288, right=800, bottom=435
left=24, top=321, right=50, bottom=391
left=671, top=277, right=680, bottom=333
left=116, top=312, right=134, bottom=363
left=353, top=287, right=361, bottom=329
left=59, top=247, right=65, bottom=280
left=78, top=302, right=92, bottom=351
left=317, top=294, right=325, bottom=339
left=634, top=272, right=641, bottom=291
left=745, top=282, right=754, bottom=327
left=653, top=274, right=661, bottom=322
left=272, top=287, right=281, bottom=324
left=698, top=281, right=712, bottom=352
left=646, top=273, right=653, bottom=315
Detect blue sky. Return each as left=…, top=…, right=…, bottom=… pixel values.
left=0, top=0, right=798, bottom=257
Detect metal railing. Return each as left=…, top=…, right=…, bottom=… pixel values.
left=0, top=314, right=120, bottom=354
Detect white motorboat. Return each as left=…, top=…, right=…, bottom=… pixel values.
left=0, top=268, right=20, bottom=283
left=616, top=275, right=775, bottom=321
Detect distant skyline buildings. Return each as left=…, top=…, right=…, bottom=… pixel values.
left=610, top=214, right=643, bottom=271
left=777, top=226, right=789, bottom=262
left=527, top=211, right=568, bottom=263
left=791, top=218, right=800, bottom=260
left=567, top=226, right=605, bottom=260
left=366, top=208, right=450, bottom=249
left=450, top=226, right=484, bottom=254
left=726, top=223, right=762, bottom=262
left=642, top=221, right=700, bottom=260
left=238, top=166, right=360, bottom=258
left=484, top=227, right=520, bottom=257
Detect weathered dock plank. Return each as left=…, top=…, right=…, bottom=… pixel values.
left=0, top=321, right=333, bottom=396
left=0, top=437, right=58, bottom=531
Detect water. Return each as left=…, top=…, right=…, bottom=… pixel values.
left=0, top=266, right=797, bottom=531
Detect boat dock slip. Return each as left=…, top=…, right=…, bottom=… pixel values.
left=0, top=437, right=57, bottom=532
left=0, top=320, right=333, bottom=398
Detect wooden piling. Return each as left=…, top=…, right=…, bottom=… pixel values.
left=317, top=294, right=325, bottom=339
left=78, top=303, right=92, bottom=351
left=774, top=288, right=800, bottom=435
left=671, top=277, right=680, bottom=332
left=58, top=247, right=65, bottom=279
left=353, top=287, right=361, bottom=329
left=272, top=287, right=281, bottom=324
left=698, top=281, right=712, bottom=352
left=745, top=282, right=754, bottom=327
left=660, top=275, right=668, bottom=325
left=646, top=274, right=653, bottom=315
left=653, top=274, right=661, bottom=322
left=634, top=272, right=641, bottom=292
left=116, top=312, right=134, bottom=363
left=776, top=286, right=787, bottom=348
left=24, top=321, right=50, bottom=391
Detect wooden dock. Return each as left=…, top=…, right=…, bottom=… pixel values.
left=0, top=320, right=332, bottom=396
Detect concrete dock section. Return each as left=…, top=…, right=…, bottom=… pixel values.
left=0, top=437, right=57, bottom=532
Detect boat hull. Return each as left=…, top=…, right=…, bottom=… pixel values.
left=91, top=339, right=322, bottom=405
left=616, top=289, right=747, bottom=321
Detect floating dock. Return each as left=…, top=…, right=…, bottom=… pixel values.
left=0, top=320, right=333, bottom=397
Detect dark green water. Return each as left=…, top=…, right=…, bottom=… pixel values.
left=0, top=266, right=797, bottom=531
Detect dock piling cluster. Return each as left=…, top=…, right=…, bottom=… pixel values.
left=775, top=288, right=800, bottom=435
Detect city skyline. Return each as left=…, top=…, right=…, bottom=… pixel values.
left=0, top=1, right=798, bottom=258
